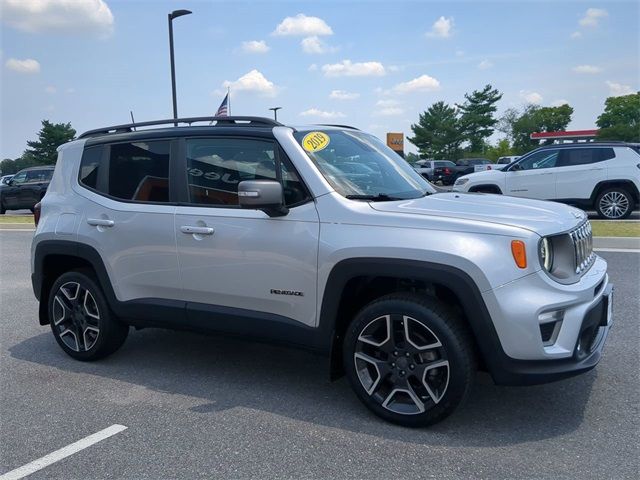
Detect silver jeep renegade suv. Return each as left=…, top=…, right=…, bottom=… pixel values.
left=31, top=116, right=613, bottom=427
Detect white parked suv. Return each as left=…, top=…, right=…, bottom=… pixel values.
left=453, top=143, right=640, bottom=219
left=31, top=117, right=613, bottom=427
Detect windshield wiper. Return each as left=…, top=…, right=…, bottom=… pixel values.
left=345, top=193, right=402, bottom=201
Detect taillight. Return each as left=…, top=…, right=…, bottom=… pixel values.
left=34, top=202, right=41, bottom=227
left=444, top=168, right=450, bottom=174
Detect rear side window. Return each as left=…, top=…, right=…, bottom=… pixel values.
left=108, top=141, right=170, bottom=202
left=559, top=148, right=614, bottom=167
left=79, top=146, right=102, bottom=189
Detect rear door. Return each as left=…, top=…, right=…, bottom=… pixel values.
left=555, top=147, right=612, bottom=201
left=174, top=136, right=320, bottom=327
left=76, top=139, right=181, bottom=303
left=504, top=149, right=560, bottom=199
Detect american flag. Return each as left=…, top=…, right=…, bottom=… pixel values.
left=216, top=92, right=229, bottom=116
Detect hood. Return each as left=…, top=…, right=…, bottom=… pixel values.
left=370, top=192, right=586, bottom=237
left=462, top=169, right=504, bottom=180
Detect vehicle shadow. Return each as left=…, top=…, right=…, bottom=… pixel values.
left=10, top=327, right=596, bottom=447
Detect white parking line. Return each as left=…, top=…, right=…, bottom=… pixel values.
left=0, top=424, right=128, bottom=480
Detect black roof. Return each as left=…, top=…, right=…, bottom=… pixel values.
left=17, top=165, right=55, bottom=171
left=78, top=116, right=284, bottom=139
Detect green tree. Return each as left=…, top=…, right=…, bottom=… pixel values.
left=404, top=152, right=421, bottom=165
left=0, top=159, right=17, bottom=175
left=408, top=101, right=463, bottom=160
left=503, top=104, right=574, bottom=153
left=457, top=84, right=503, bottom=153
left=484, top=139, right=513, bottom=162
left=23, top=120, right=76, bottom=165
left=596, top=92, right=640, bottom=142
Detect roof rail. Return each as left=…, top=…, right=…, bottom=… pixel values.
left=315, top=124, right=360, bottom=130
left=78, top=116, right=283, bottom=139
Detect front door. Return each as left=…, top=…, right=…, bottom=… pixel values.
left=174, top=136, right=320, bottom=327
left=505, top=149, right=560, bottom=199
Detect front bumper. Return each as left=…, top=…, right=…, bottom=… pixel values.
left=481, top=255, right=613, bottom=385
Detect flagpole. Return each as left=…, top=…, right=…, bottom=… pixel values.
left=227, top=87, right=231, bottom=116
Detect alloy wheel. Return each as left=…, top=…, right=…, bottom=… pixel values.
left=599, top=191, right=629, bottom=219
left=52, top=281, right=101, bottom=352
left=354, top=314, right=449, bottom=415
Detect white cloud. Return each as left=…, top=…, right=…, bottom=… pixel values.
left=551, top=99, right=570, bottom=107
left=392, top=74, right=440, bottom=94
left=321, top=60, right=386, bottom=77
left=376, top=99, right=400, bottom=107
left=44, top=85, right=56, bottom=94
left=426, top=16, right=454, bottom=38
left=329, top=90, right=360, bottom=100
left=375, top=99, right=403, bottom=116
left=605, top=81, right=634, bottom=97
left=273, top=13, right=333, bottom=36
left=573, top=64, right=602, bottom=74
left=455, top=50, right=465, bottom=57
left=299, top=108, right=345, bottom=119
left=301, top=36, right=336, bottom=54
left=222, top=69, right=277, bottom=97
left=376, top=107, right=404, bottom=116
left=1, top=0, right=114, bottom=36
left=5, top=58, right=40, bottom=74
left=241, top=40, right=270, bottom=54
left=308, top=63, right=318, bottom=71
left=66, top=87, right=75, bottom=94
left=519, top=90, right=543, bottom=105
left=478, top=59, right=493, bottom=70
left=579, top=8, right=608, bottom=27
left=571, top=31, right=582, bottom=39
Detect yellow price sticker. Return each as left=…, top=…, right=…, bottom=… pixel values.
left=302, top=131, right=330, bottom=152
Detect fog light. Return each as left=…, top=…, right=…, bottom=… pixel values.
left=539, top=310, right=564, bottom=346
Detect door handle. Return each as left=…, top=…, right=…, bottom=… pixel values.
left=180, top=225, right=214, bottom=235
left=87, top=218, right=114, bottom=227
left=590, top=168, right=604, bottom=171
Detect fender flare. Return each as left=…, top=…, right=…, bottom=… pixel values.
left=318, top=258, right=506, bottom=380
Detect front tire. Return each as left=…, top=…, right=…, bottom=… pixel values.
left=48, top=270, right=128, bottom=360
left=343, top=293, right=476, bottom=427
left=595, top=187, right=633, bottom=219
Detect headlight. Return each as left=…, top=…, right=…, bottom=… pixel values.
left=540, top=237, right=554, bottom=271
left=455, top=178, right=469, bottom=186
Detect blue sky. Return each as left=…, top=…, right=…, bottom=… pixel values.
left=1, top=0, right=638, bottom=158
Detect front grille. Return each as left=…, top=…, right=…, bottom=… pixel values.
left=569, top=221, right=595, bottom=275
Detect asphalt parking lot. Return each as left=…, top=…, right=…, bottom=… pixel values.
left=1, top=230, right=638, bottom=479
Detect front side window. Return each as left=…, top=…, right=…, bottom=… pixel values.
left=108, top=141, right=170, bottom=202
left=293, top=130, right=433, bottom=200
left=10, top=172, right=27, bottom=184
left=514, top=150, right=559, bottom=171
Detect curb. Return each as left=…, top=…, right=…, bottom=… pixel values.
left=0, top=223, right=34, bottom=230
left=593, top=236, right=640, bottom=250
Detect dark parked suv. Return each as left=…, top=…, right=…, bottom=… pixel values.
left=0, top=166, right=54, bottom=214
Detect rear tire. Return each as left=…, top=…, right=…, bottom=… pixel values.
left=343, top=293, right=476, bottom=427
left=48, top=270, right=128, bottom=361
left=595, top=187, right=633, bottom=219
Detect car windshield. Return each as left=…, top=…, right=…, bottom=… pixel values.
left=294, top=129, right=434, bottom=200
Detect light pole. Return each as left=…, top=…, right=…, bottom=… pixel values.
left=269, top=107, right=282, bottom=122
left=168, top=9, right=192, bottom=125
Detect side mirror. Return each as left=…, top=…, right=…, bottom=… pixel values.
left=238, top=180, right=289, bottom=217
left=511, top=163, right=523, bottom=171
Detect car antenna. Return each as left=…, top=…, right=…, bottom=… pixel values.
left=130, top=110, right=136, bottom=131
